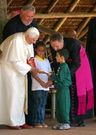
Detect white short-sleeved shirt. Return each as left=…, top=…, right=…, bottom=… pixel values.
left=32, top=55, right=52, bottom=91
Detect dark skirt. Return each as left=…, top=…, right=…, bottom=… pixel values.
left=70, top=75, right=93, bottom=126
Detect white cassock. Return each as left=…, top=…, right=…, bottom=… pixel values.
left=0, top=33, right=34, bottom=126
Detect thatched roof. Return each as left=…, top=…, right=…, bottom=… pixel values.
left=4, top=0, right=96, bottom=42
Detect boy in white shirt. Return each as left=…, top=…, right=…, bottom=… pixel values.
left=31, top=41, right=52, bottom=128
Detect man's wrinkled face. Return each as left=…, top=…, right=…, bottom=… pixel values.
left=50, top=40, right=64, bottom=51
left=21, top=10, right=35, bottom=25
left=26, top=35, right=39, bottom=44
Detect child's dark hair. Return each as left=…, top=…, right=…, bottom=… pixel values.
left=57, top=49, right=69, bottom=60
left=35, top=41, right=46, bottom=49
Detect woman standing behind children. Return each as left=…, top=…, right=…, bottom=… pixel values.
left=51, top=49, right=72, bottom=130
left=31, top=41, right=52, bottom=128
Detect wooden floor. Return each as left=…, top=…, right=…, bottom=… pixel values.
left=0, top=117, right=96, bottom=135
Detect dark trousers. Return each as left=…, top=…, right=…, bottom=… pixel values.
left=87, top=54, right=96, bottom=115
left=90, top=54, right=96, bottom=115
left=25, top=72, right=32, bottom=124
left=70, top=75, right=84, bottom=125
left=31, top=90, right=48, bottom=126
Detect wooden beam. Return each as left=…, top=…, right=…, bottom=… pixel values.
left=77, top=5, right=96, bottom=37
left=37, top=25, right=57, bottom=35
left=39, top=0, right=59, bottom=25
left=8, top=0, right=13, bottom=6
left=77, top=18, right=91, bottom=37
left=54, top=0, right=80, bottom=31
left=21, top=0, right=35, bottom=7
left=47, top=0, right=59, bottom=13
left=27, top=0, right=35, bottom=5
left=37, top=25, right=88, bottom=43
left=34, top=12, right=96, bottom=19
left=37, top=25, right=58, bottom=43
left=38, top=23, right=88, bottom=42
left=78, top=27, right=88, bottom=39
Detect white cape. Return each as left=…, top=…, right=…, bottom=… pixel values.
left=0, top=33, right=34, bottom=126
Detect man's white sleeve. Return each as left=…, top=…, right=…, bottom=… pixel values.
left=13, top=61, right=32, bottom=75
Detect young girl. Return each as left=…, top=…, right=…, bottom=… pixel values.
left=51, top=49, right=72, bottom=130
left=31, top=41, right=52, bottom=128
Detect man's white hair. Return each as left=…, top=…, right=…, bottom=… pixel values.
left=25, top=27, right=40, bottom=38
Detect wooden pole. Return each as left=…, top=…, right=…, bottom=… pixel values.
left=8, top=0, right=13, bottom=6
left=54, top=0, right=80, bottom=31
left=78, top=27, right=88, bottom=39
left=44, top=0, right=80, bottom=43
left=39, top=0, right=59, bottom=25
left=27, top=0, right=35, bottom=5
left=37, top=25, right=56, bottom=35
left=77, top=5, right=96, bottom=37
left=77, top=18, right=91, bottom=37
left=34, top=12, right=96, bottom=19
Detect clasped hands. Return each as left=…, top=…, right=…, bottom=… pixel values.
left=31, top=69, right=53, bottom=88
left=28, top=58, right=53, bottom=88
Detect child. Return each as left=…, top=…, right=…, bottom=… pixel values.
left=51, top=49, right=72, bottom=130
left=31, top=41, right=52, bottom=128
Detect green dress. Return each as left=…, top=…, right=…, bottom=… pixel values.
left=51, top=63, right=72, bottom=124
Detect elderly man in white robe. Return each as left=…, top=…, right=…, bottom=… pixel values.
left=0, top=27, right=40, bottom=129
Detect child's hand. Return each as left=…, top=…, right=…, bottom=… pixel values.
left=38, top=71, right=51, bottom=77
left=46, top=80, right=53, bottom=87
left=40, top=81, right=49, bottom=88
left=38, top=70, right=47, bottom=74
